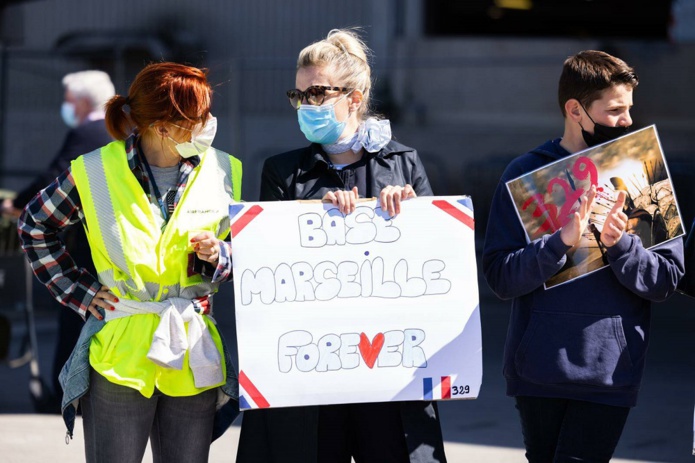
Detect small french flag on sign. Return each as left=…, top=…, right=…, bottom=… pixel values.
left=423, top=376, right=452, bottom=400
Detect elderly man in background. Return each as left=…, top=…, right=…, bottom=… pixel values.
left=2, top=70, right=115, bottom=412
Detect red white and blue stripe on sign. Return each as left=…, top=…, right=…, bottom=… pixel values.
left=229, top=204, right=264, bottom=238
left=431, top=197, right=474, bottom=231
left=239, top=370, right=271, bottom=409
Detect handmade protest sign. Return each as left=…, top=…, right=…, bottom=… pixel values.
left=230, top=196, right=481, bottom=410
left=506, top=125, right=684, bottom=288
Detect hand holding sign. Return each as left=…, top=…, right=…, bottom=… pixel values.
left=323, top=186, right=359, bottom=215
left=190, top=231, right=221, bottom=264
left=322, top=184, right=418, bottom=217
left=601, top=190, right=628, bottom=248
left=560, top=185, right=597, bottom=247
left=380, top=184, right=417, bottom=217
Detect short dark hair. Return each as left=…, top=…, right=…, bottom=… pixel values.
left=558, top=50, right=638, bottom=117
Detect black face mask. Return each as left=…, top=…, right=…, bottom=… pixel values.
left=579, top=104, right=630, bottom=147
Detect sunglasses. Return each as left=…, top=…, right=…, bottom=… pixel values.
left=286, top=85, right=352, bottom=109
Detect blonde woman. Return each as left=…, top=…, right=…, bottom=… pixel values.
left=236, top=29, right=447, bottom=463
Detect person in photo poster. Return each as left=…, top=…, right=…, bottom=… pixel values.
left=18, top=62, right=242, bottom=463
left=235, top=29, right=447, bottom=463
left=482, top=51, right=684, bottom=462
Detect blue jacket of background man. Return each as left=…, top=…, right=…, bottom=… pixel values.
left=482, top=138, right=684, bottom=408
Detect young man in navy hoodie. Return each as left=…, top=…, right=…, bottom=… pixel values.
left=482, top=50, right=684, bottom=463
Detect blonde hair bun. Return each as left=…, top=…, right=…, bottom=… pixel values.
left=297, top=28, right=373, bottom=120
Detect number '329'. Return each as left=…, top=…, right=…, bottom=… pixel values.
left=452, top=385, right=470, bottom=395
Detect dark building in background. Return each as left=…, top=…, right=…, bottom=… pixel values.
left=426, top=0, right=673, bottom=39
left=0, top=0, right=693, bottom=236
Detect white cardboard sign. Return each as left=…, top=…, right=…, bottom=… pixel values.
left=230, top=196, right=482, bottom=409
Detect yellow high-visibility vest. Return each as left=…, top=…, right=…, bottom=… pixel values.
left=71, top=140, right=241, bottom=396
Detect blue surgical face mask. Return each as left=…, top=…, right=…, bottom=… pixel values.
left=297, top=96, right=347, bottom=145
left=61, top=102, right=78, bottom=128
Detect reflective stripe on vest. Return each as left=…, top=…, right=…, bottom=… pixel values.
left=71, top=140, right=238, bottom=302
left=230, top=155, right=243, bottom=202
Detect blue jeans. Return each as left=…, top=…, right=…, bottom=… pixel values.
left=515, top=396, right=630, bottom=463
left=81, top=368, right=217, bottom=463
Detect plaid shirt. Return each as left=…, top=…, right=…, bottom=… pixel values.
left=17, top=134, right=233, bottom=318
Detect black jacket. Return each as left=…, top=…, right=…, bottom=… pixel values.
left=260, top=140, right=433, bottom=201
left=237, top=141, right=446, bottom=463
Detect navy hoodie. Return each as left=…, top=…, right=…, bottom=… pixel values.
left=482, top=138, right=684, bottom=407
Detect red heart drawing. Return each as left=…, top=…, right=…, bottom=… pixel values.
left=359, top=332, right=385, bottom=369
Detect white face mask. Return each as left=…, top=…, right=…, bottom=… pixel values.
left=169, top=116, right=218, bottom=158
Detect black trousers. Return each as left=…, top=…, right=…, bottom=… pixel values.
left=515, top=396, right=631, bottom=463
left=317, top=402, right=409, bottom=463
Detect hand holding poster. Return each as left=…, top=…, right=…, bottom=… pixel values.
left=230, top=196, right=482, bottom=409
left=506, top=125, right=684, bottom=288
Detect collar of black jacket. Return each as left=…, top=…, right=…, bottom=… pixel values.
left=301, top=140, right=404, bottom=173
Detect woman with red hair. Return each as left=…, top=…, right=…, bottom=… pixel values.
left=18, top=62, right=241, bottom=463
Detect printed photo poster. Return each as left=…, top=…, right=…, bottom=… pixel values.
left=230, top=196, right=482, bottom=410
left=506, top=125, right=684, bottom=288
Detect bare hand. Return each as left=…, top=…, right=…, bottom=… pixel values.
left=601, top=190, right=628, bottom=248
left=560, top=185, right=597, bottom=247
left=380, top=184, right=416, bottom=217
left=88, top=285, right=118, bottom=320
left=323, top=186, right=359, bottom=215
left=191, top=231, right=222, bottom=265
